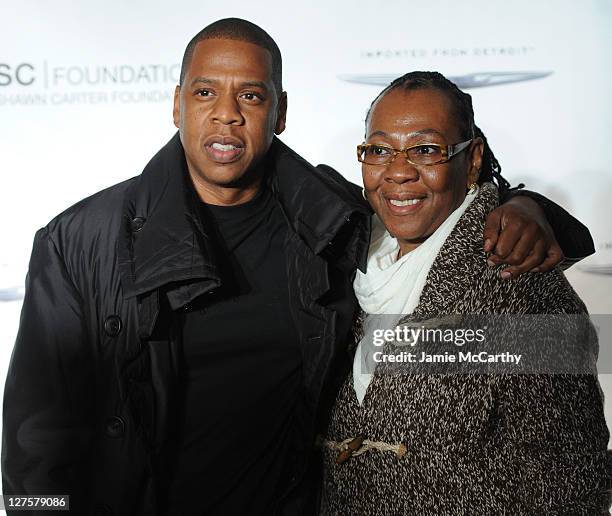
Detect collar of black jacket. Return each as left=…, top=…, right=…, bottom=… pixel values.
left=117, top=132, right=371, bottom=309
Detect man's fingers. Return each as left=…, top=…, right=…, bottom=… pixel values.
left=501, top=241, right=565, bottom=278
left=536, top=243, right=565, bottom=272
left=487, top=254, right=504, bottom=267
left=500, top=239, right=547, bottom=279
left=482, top=208, right=502, bottom=253
left=498, top=225, right=540, bottom=266
left=492, top=219, right=524, bottom=259
left=485, top=196, right=565, bottom=276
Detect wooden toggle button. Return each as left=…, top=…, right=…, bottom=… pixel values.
left=336, top=435, right=365, bottom=465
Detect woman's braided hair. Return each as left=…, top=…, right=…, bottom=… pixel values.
left=365, top=71, right=511, bottom=194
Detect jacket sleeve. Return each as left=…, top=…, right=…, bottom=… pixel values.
left=485, top=276, right=612, bottom=514
left=501, top=188, right=595, bottom=268
left=2, top=227, right=94, bottom=513
left=433, top=316, right=612, bottom=514
left=491, top=372, right=612, bottom=514
left=481, top=368, right=609, bottom=516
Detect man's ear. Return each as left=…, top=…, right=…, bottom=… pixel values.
left=173, top=85, right=181, bottom=129
left=275, top=92, right=288, bottom=135
left=467, top=136, right=484, bottom=185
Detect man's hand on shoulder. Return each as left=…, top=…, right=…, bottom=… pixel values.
left=483, top=195, right=564, bottom=279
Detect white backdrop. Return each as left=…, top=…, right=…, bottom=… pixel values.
left=1, top=0, right=612, bottom=458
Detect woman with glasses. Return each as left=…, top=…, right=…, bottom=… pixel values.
left=320, top=71, right=611, bottom=514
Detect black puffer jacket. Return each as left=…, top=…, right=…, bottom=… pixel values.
left=1, top=134, right=371, bottom=515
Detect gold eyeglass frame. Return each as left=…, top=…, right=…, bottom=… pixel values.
left=357, top=139, right=473, bottom=166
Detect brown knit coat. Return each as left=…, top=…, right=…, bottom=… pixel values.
left=321, top=183, right=612, bottom=515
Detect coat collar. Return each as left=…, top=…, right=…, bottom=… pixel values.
left=117, top=132, right=371, bottom=309
left=267, top=137, right=371, bottom=270
left=410, top=182, right=500, bottom=318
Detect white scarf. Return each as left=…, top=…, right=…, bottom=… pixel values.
left=352, top=187, right=478, bottom=404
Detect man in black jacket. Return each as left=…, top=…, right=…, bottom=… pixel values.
left=2, top=18, right=594, bottom=516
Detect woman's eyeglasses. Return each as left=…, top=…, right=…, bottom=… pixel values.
left=357, top=140, right=472, bottom=166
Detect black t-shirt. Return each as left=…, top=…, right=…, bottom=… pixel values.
left=164, top=187, right=302, bottom=515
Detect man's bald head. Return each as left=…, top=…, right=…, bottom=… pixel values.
left=180, top=18, right=283, bottom=96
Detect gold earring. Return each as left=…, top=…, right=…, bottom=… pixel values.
left=468, top=183, right=478, bottom=194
